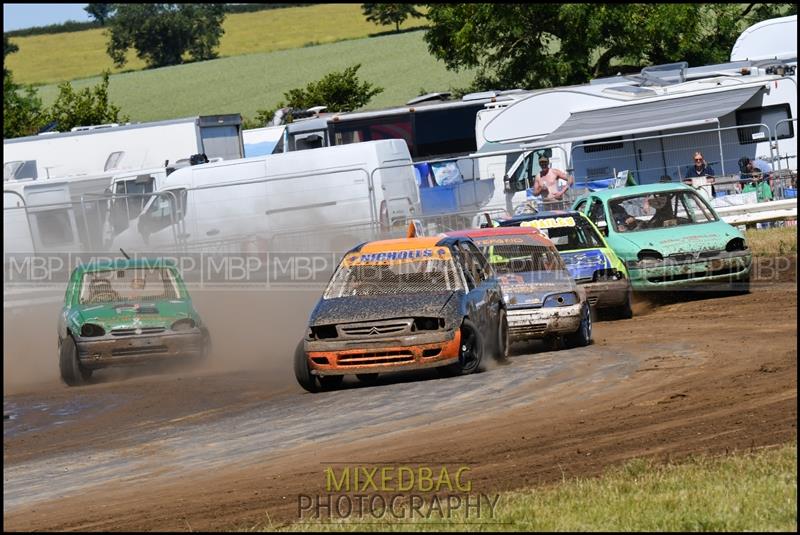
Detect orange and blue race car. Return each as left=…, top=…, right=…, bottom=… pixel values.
left=295, top=235, right=508, bottom=392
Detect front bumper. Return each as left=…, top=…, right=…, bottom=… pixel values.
left=304, top=330, right=461, bottom=376
left=75, top=330, right=205, bottom=369
left=627, top=250, right=752, bottom=291
left=580, top=279, right=631, bottom=308
left=506, top=304, right=583, bottom=341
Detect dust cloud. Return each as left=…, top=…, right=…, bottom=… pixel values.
left=3, top=287, right=322, bottom=396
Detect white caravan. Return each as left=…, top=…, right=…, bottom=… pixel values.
left=112, top=139, right=421, bottom=253
left=4, top=114, right=244, bottom=182
left=470, top=15, right=797, bottom=214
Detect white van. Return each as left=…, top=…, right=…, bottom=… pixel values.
left=112, top=139, right=420, bottom=253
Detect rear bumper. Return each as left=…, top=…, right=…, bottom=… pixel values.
left=580, top=279, right=631, bottom=308
left=304, top=330, right=461, bottom=376
left=506, top=304, right=583, bottom=341
left=627, top=251, right=752, bottom=290
left=75, top=331, right=205, bottom=369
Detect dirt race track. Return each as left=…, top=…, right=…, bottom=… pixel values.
left=3, top=258, right=797, bottom=531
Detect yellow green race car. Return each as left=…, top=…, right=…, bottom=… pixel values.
left=491, top=211, right=633, bottom=319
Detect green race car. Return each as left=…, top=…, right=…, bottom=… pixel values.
left=58, top=258, right=210, bottom=386
left=572, top=183, right=752, bottom=292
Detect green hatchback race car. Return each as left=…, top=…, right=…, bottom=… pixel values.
left=57, top=258, right=210, bottom=386
left=573, top=183, right=752, bottom=292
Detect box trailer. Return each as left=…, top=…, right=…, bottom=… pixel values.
left=3, top=114, right=244, bottom=182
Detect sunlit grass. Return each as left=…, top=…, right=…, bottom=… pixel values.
left=264, top=443, right=797, bottom=531
left=745, top=226, right=798, bottom=256
left=29, top=30, right=475, bottom=124
left=5, top=4, right=429, bottom=86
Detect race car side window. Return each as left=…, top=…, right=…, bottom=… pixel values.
left=588, top=198, right=608, bottom=234
left=463, top=240, right=495, bottom=280
left=458, top=241, right=486, bottom=284
left=452, top=246, right=476, bottom=290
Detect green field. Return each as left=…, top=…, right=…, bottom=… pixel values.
left=30, top=30, right=476, bottom=124
left=275, top=444, right=797, bottom=532
left=5, top=4, right=429, bottom=86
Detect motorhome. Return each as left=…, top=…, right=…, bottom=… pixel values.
left=4, top=114, right=244, bottom=182
left=468, top=15, right=797, bottom=214
left=112, top=139, right=421, bottom=254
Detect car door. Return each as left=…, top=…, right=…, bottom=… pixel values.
left=457, top=240, right=501, bottom=341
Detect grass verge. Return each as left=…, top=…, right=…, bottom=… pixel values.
left=266, top=443, right=797, bottom=531
left=745, top=226, right=798, bottom=257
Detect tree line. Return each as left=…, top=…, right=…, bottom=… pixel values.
left=4, top=4, right=796, bottom=139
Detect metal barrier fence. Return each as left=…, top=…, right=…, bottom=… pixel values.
left=4, top=119, right=797, bottom=261
left=569, top=122, right=771, bottom=184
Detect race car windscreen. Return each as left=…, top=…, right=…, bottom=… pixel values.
left=79, top=268, right=181, bottom=304
left=609, top=190, right=718, bottom=232
left=519, top=216, right=604, bottom=251
left=471, top=236, right=568, bottom=276
left=323, top=249, right=465, bottom=299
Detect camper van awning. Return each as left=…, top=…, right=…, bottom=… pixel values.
left=470, top=141, right=528, bottom=157
left=532, top=85, right=763, bottom=147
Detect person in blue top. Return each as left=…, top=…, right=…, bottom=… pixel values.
left=684, top=151, right=716, bottom=196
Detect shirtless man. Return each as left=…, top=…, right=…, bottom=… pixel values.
left=533, top=156, right=572, bottom=201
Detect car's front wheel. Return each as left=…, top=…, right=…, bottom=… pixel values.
left=565, top=304, right=592, bottom=348
left=438, top=318, right=485, bottom=376
left=294, top=340, right=320, bottom=393
left=610, top=285, right=634, bottom=319
left=59, top=336, right=91, bottom=386
left=494, top=309, right=509, bottom=362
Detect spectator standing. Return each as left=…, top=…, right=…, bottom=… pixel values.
left=684, top=151, right=716, bottom=196
left=533, top=156, right=572, bottom=201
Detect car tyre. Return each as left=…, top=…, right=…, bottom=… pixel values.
left=728, top=276, right=751, bottom=295
left=294, top=340, right=320, bottom=393
left=59, top=336, right=91, bottom=386
left=438, top=318, right=485, bottom=376
left=611, top=285, right=634, bottom=319
left=199, top=328, right=212, bottom=362
left=494, top=309, right=509, bottom=363
left=565, top=304, right=593, bottom=348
